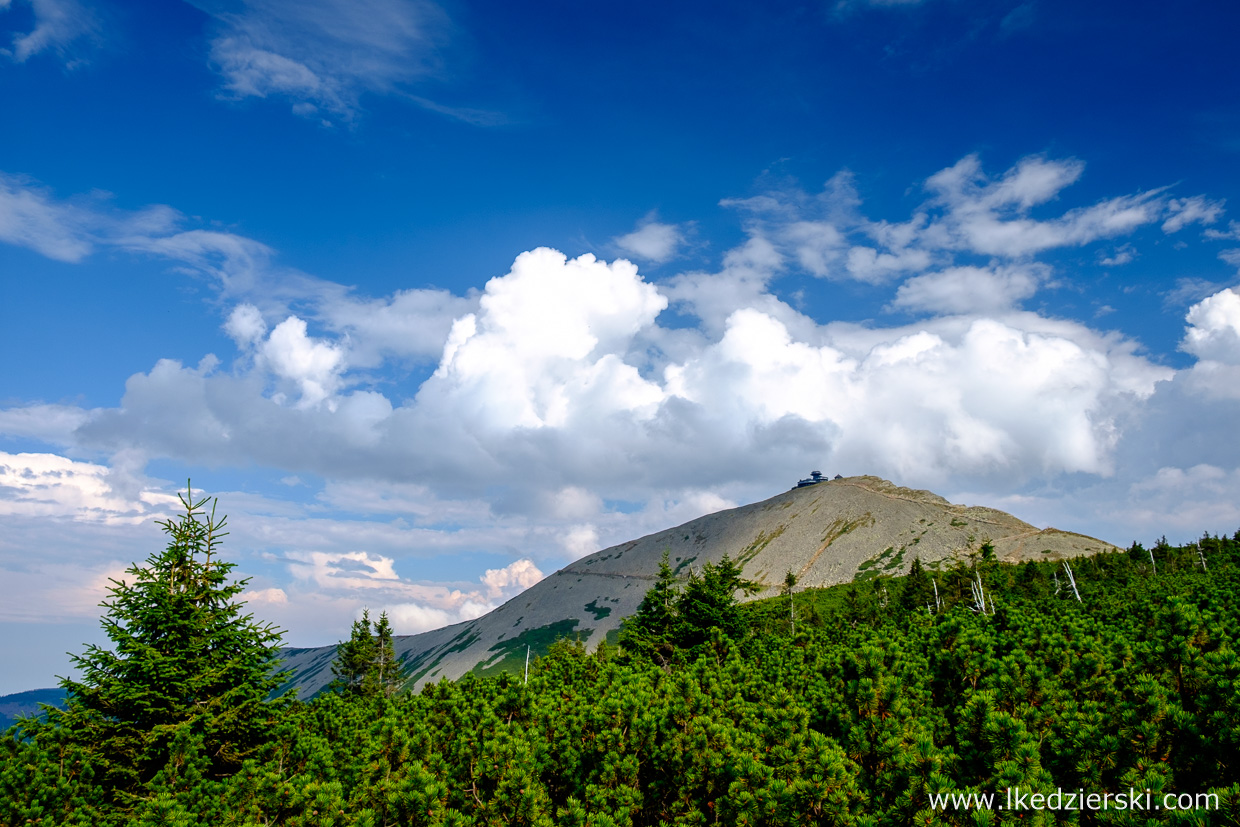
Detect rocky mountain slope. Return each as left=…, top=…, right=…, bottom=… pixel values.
left=278, top=475, right=1117, bottom=697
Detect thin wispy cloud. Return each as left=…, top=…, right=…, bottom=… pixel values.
left=1, top=0, right=97, bottom=63
left=189, top=0, right=452, bottom=121
left=727, top=155, right=1215, bottom=288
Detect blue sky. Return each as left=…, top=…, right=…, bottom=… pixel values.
left=3, top=0, right=1240, bottom=693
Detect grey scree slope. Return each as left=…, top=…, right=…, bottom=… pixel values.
left=276, top=475, right=1117, bottom=697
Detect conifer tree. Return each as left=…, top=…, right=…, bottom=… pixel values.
left=329, top=610, right=378, bottom=695
left=673, top=554, right=759, bottom=648
left=370, top=611, right=405, bottom=697
left=329, top=609, right=407, bottom=697
left=51, top=484, right=288, bottom=790
left=619, top=551, right=680, bottom=665
left=899, top=556, right=933, bottom=612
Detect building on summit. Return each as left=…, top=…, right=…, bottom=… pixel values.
left=794, top=471, right=846, bottom=488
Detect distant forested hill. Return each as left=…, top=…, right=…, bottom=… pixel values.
left=0, top=688, right=64, bottom=730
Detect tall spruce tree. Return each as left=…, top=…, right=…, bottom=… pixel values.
left=899, top=556, right=934, bottom=612
left=330, top=609, right=378, bottom=695
left=677, top=554, right=759, bottom=647
left=619, top=551, right=680, bottom=665
left=329, top=609, right=407, bottom=697
left=52, top=485, right=288, bottom=791
left=370, top=611, right=404, bottom=697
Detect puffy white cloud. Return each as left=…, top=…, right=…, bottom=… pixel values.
left=1182, top=287, right=1240, bottom=364
left=479, top=558, right=544, bottom=599
left=844, top=244, right=933, bottom=284
left=782, top=220, right=845, bottom=277
left=193, top=0, right=449, bottom=120
left=260, top=316, right=346, bottom=407
left=384, top=602, right=454, bottom=633
left=666, top=310, right=1168, bottom=484
left=319, top=287, right=477, bottom=367
left=17, top=239, right=1173, bottom=505
left=664, top=236, right=815, bottom=340
left=613, top=214, right=686, bottom=264
left=0, top=403, right=96, bottom=446
left=889, top=264, right=1044, bottom=314
left=424, top=248, right=668, bottom=432
left=1178, top=287, right=1240, bottom=400
left=244, top=587, right=289, bottom=605
left=0, top=452, right=175, bottom=523
left=2, top=0, right=96, bottom=63
left=560, top=525, right=599, bottom=559
left=225, top=303, right=268, bottom=347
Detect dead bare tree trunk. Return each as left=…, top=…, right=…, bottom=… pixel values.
left=969, top=573, right=988, bottom=614
left=1062, top=560, right=1082, bottom=603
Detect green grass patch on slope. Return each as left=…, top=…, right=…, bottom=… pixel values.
left=471, top=619, right=582, bottom=679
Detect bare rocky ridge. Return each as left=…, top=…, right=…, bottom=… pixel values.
left=277, top=475, right=1117, bottom=697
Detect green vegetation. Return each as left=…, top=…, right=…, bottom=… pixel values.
left=855, top=544, right=908, bottom=581
left=5, top=499, right=1240, bottom=825
left=583, top=599, right=612, bottom=620
left=2, top=486, right=289, bottom=821
left=737, top=525, right=786, bottom=566
left=328, top=610, right=406, bottom=698
left=472, top=619, right=582, bottom=678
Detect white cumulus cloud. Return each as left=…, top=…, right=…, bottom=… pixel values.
left=613, top=214, right=686, bottom=264
left=424, top=248, right=668, bottom=431
left=479, top=558, right=544, bottom=599
left=1182, top=287, right=1240, bottom=364
left=260, top=316, right=347, bottom=407
left=0, top=452, right=175, bottom=523
left=890, top=264, right=1045, bottom=315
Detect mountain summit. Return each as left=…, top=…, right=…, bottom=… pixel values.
left=278, top=475, right=1116, bottom=696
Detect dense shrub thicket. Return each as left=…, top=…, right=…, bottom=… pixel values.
left=4, top=508, right=1239, bottom=826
